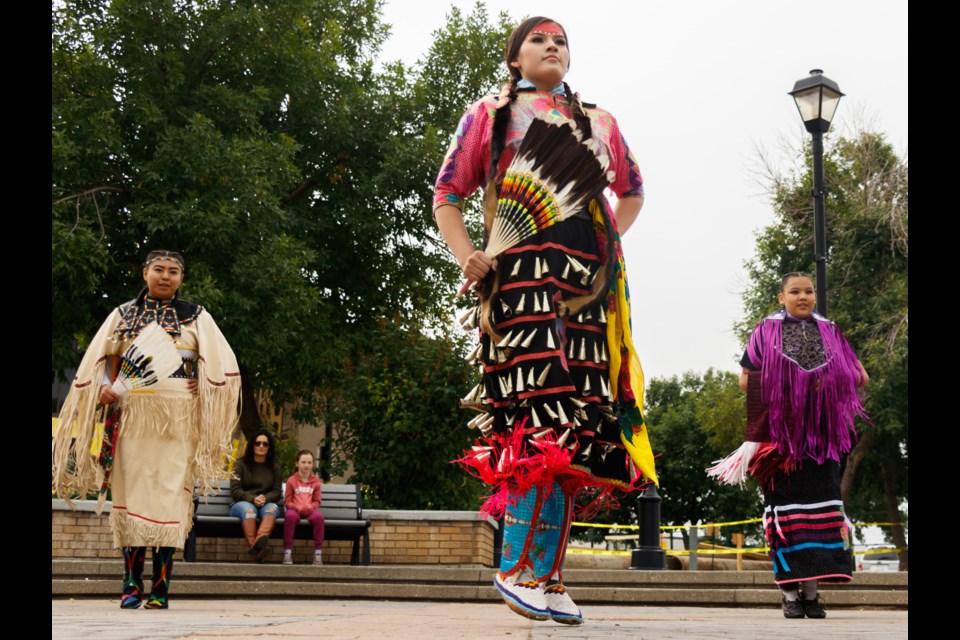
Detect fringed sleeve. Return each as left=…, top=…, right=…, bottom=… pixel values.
left=707, top=370, right=773, bottom=485
left=193, top=311, right=242, bottom=497
left=52, top=309, right=122, bottom=506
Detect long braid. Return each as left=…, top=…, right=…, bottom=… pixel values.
left=563, top=81, right=593, bottom=140
left=487, top=77, right=519, bottom=185
left=478, top=78, right=518, bottom=342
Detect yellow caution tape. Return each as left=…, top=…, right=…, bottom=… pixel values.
left=565, top=548, right=773, bottom=557
left=669, top=548, right=770, bottom=555
left=565, top=548, right=632, bottom=556
left=690, top=518, right=763, bottom=528
left=855, top=547, right=908, bottom=556
left=571, top=521, right=639, bottom=530
left=572, top=517, right=763, bottom=531
left=567, top=547, right=907, bottom=558
left=574, top=517, right=904, bottom=532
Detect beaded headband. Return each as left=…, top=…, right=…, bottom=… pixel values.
left=531, top=21, right=565, bottom=36
left=144, top=253, right=185, bottom=270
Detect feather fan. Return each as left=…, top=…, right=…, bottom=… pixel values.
left=110, top=322, right=182, bottom=395
left=458, top=118, right=614, bottom=296
left=486, top=117, right=613, bottom=255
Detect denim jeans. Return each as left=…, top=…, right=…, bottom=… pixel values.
left=229, top=501, right=279, bottom=519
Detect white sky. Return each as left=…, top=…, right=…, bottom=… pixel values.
left=380, top=0, right=908, bottom=381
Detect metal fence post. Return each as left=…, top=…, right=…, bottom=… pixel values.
left=689, top=525, right=698, bottom=571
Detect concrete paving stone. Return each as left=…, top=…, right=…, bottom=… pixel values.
left=51, top=599, right=908, bottom=640
left=173, top=563, right=487, bottom=583
left=175, top=581, right=485, bottom=601
left=52, top=579, right=908, bottom=608
left=53, top=580, right=116, bottom=595
left=56, top=561, right=105, bottom=576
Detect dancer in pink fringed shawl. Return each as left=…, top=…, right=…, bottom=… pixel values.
left=708, top=272, right=869, bottom=620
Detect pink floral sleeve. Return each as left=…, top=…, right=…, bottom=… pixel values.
left=605, top=116, right=644, bottom=199
left=433, top=97, right=496, bottom=212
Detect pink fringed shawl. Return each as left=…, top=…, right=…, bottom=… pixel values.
left=745, top=310, right=868, bottom=465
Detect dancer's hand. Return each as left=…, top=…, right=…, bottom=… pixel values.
left=187, top=379, right=199, bottom=395
left=99, top=384, right=120, bottom=406
left=462, top=250, right=497, bottom=282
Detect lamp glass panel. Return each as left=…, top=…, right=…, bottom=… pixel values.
left=820, top=88, right=842, bottom=124
left=792, top=87, right=822, bottom=122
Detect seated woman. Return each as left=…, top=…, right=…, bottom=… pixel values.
left=230, top=429, right=281, bottom=562
left=282, top=450, right=325, bottom=566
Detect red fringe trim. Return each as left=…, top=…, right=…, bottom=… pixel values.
left=747, top=443, right=796, bottom=491
left=454, top=417, right=640, bottom=519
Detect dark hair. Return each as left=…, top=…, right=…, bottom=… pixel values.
left=144, top=249, right=185, bottom=271
left=295, top=449, right=314, bottom=464
left=243, top=429, right=276, bottom=467
left=780, top=272, right=814, bottom=293
left=489, top=17, right=592, bottom=188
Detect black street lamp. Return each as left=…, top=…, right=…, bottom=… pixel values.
left=789, top=69, right=844, bottom=316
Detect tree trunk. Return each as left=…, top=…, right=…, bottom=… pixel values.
left=880, top=458, right=908, bottom=571
left=840, top=429, right=874, bottom=502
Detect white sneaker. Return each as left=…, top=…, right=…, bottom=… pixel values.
left=544, top=582, right=583, bottom=625
left=493, top=571, right=549, bottom=621
left=282, top=552, right=293, bottom=565
left=312, top=554, right=323, bottom=567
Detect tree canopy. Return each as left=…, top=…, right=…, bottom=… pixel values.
left=53, top=0, right=513, bottom=508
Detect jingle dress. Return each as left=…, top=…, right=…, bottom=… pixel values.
left=709, top=309, right=868, bottom=585
left=53, top=291, right=241, bottom=550
left=435, top=86, right=658, bottom=583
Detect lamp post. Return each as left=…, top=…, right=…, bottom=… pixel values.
left=788, top=70, right=844, bottom=316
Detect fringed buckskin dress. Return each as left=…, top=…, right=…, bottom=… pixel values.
left=53, top=290, right=241, bottom=549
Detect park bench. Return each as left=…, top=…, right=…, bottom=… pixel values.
left=183, top=481, right=371, bottom=565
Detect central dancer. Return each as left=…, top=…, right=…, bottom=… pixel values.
left=434, top=17, right=657, bottom=625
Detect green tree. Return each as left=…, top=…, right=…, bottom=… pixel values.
left=646, top=370, right=763, bottom=546
left=53, top=0, right=378, bottom=435
left=741, top=129, right=907, bottom=566
left=573, top=370, right=763, bottom=547
left=53, top=0, right=512, bottom=509
left=333, top=322, right=483, bottom=509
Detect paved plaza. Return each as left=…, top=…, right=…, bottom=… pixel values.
left=53, top=598, right=907, bottom=639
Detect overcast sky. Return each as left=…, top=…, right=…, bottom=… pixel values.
left=380, top=0, right=908, bottom=382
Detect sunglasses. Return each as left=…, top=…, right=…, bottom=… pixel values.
left=254, top=441, right=270, bottom=447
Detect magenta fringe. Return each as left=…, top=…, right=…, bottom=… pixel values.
left=746, top=311, right=869, bottom=465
